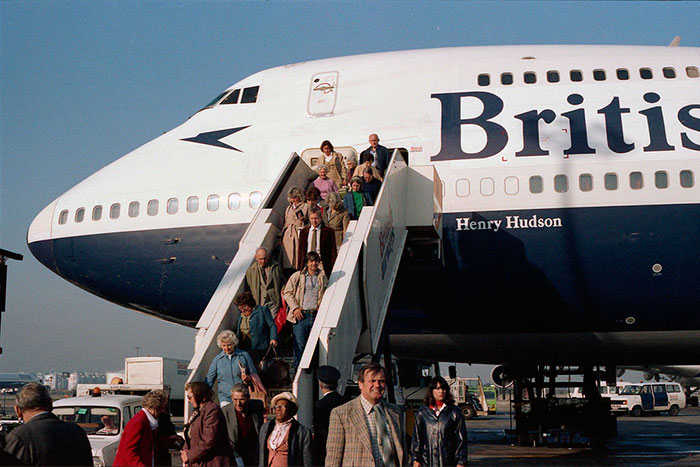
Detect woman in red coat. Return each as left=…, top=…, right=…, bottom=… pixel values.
left=181, top=382, right=233, bottom=467
left=114, top=390, right=169, bottom=467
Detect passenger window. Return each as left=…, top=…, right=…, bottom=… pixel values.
left=123, top=407, right=132, bottom=424
left=570, top=70, right=583, bottom=82
left=667, top=384, right=680, bottom=393
left=249, top=191, right=263, bottom=209
left=58, top=210, right=68, bottom=225
left=478, top=74, right=490, bottom=86
left=604, top=173, right=618, bottom=190
left=228, top=193, right=241, bottom=210
left=240, top=86, right=259, bottom=104
left=655, top=171, right=668, bottom=189
left=187, top=196, right=199, bottom=213
left=687, top=66, right=699, bottom=78
left=680, top=170, right=694, bottom=188
left=524, top=72, right=536, bottom=84
left=642, top=386, right=651, bottom=394
left=629, top=172, right=643, bottom=189
left=147, top=200, right=158, bottom=216
left=167, top=198, right=178, bottom=215
left=579, top=174, right=593, bottom=192
left=75, top=208, right=85, bottom=223
left=663, top=67, right=676, bottom=79
left=616, top=68, right=630, bottom=80
left=480, top=178, right=495, bottom=196
left=504, top=176, right=519, bottom=195
left=501, top=73, right=513, bottom=85
left=653, top=384, right=665, bottom=393
left=640, top=68, right=653, bottom=79
left=554, top=174, right=568, bottom=193
left=92, top=205, right=102, bottom=221
left=110, top=203, right=121, bottom=219
left=529, top=176, right=543, bottom=194
left=455, top=179, right=470, bottom=197
left=207, top=195, right=219, bottom=211
left=546, top=70, right=560, bottom=83
left=128, top=201, right=139, bottom=218
left=220, top=89, right=240, bottom=105
left=593, top=69, right=606, bottom=81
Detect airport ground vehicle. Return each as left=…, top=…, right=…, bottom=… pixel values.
left=445, top=377, right=489, bottom=419
left=610, top=382, right=686, bottom=416
left=570, top=381, right=632, bottom=399
left=483, top=385, right=498, bottom=412
left=77, top=356, right=188, bottom=415
left=53, top=394, right=143, bottom=467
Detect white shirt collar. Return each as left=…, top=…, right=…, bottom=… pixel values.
left=143, top=409, right=159, bottom=430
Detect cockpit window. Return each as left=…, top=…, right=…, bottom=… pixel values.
left=221, top=89, right=240, bottom=105
left=201, top=90, right=231, bottom=110
left=241, top=86, right=259, bottom=104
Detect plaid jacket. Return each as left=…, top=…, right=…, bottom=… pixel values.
left=325, top=397, right=406, bottom=467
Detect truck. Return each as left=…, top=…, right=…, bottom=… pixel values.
left=76, top=356, right=189, bottom=415
left=445, top=376, right=489, bottom=419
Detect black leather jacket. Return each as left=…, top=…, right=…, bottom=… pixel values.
left=411, top=404, right=468, bottom=466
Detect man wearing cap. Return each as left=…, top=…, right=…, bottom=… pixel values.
left=326, top=363, right=407, bottom=466
left=313, top=365, right=347, bottom=465
left=258, top=392, right=312, bottom=467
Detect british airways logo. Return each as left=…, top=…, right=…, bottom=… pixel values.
left=430, top=92, right=700, bottom=161
left=181, top=126, right=250, bottom=151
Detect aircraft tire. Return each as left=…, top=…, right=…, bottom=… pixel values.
left=631, top=405, right=643, bottom=417
left=669, top=405, right=680, bottom=416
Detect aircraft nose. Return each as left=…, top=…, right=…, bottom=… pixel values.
left=27, top=199, right=58, bottom=272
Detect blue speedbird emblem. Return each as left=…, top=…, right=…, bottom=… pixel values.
left=181, top=126, right=250, bottom=151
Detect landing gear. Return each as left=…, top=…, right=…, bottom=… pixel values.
left=508, top=365, right=617, bottom=447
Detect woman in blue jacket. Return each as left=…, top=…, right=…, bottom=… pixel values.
left=205, top=329, right=258, bottom=406
left=233, top=291, right=278, bottom=367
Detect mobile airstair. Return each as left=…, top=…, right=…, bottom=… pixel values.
left=185, top=150, right=443, bottom=424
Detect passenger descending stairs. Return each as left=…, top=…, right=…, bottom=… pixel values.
left=184, top=150, right=443, bottom=425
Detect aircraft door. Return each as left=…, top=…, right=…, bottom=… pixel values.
left=640, top=385, right=654, bottom=410
left=653, top=384, right=669, bottom=407
left=308, top=71, right=338, bottom=116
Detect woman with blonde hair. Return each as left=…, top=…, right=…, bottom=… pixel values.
left=280, top=187, right=309, bottom=272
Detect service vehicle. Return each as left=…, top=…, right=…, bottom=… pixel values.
left=445, top=376, right=488, bottom=419
left=570, top=381, right=632, bottom=399
left=77, top=356, right=189, bottom=415
left=610, top=382, right=686, bottom=416
left=483, top=385, right=498, bottom=413
left=53, top=394, right=143, bottom=467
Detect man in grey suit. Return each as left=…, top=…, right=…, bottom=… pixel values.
left=4, top=382, right=92, bottom=466
left=326, top=363, right=406, bottom=467
left=222, top=383, right=265, bottom=466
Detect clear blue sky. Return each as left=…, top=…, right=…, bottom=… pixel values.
left=1, top=1, right=698, bottom=376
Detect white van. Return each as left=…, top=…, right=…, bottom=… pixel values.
left=610, top=382, right=686, bottom=416
left=53, top=394, right=143, bottom=467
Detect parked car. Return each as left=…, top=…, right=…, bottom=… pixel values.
left=53, top=394, right=143, bottom=466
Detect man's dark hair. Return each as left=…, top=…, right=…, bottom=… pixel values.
left=423, top=376, right=455, bottom=406
left=234, top=291, right=256, bottom=308
left=306, top=251, right=321, bottom=263
left=16, top=382, right=52, bottom=411
left=306, top=186, right=321, bottom=202
left=357, top=362, right=385, bottom=383
left=308, top=207, right=322, bottom=218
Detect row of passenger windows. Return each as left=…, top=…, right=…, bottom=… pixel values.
left=455, top=170, right=695, bottom=197
left=57, top=192, right=263, bottom=225
left=477, top=66, right=700, bottom=86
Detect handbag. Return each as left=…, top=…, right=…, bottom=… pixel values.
left=259, top=345, right=291, bottom=388
left=275, top=295, right=291, bottom=335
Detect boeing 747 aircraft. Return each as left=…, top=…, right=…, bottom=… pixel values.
left=27, top=44, right=700, bottom=365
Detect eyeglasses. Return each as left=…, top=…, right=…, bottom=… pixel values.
left=273, top=405, right=288, bottom=410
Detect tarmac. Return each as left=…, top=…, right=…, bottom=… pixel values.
left=467, top=402, right=700, bottom=465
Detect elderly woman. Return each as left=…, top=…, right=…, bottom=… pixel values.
left=234, top=291, right=278, bottom=368
left=205, top=330, right=257, bottom=406
left=280, top=187, right=309, bottom=272
left=114, top=390, right=170, bottom=466
left=344, top=154, right=358, bottom=185
left=319, top=140, right=347, bottom=189
left=342, top=177, right=371, bottom=220
left=411, top=376, right=468, bottom=467
left=181, top=382, right=233, bottom=467
left=258, top=392, right=312, bottom=467
left=325, top=192, right=350, bottom=249
left=311, top=164, right=339, bottom=201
